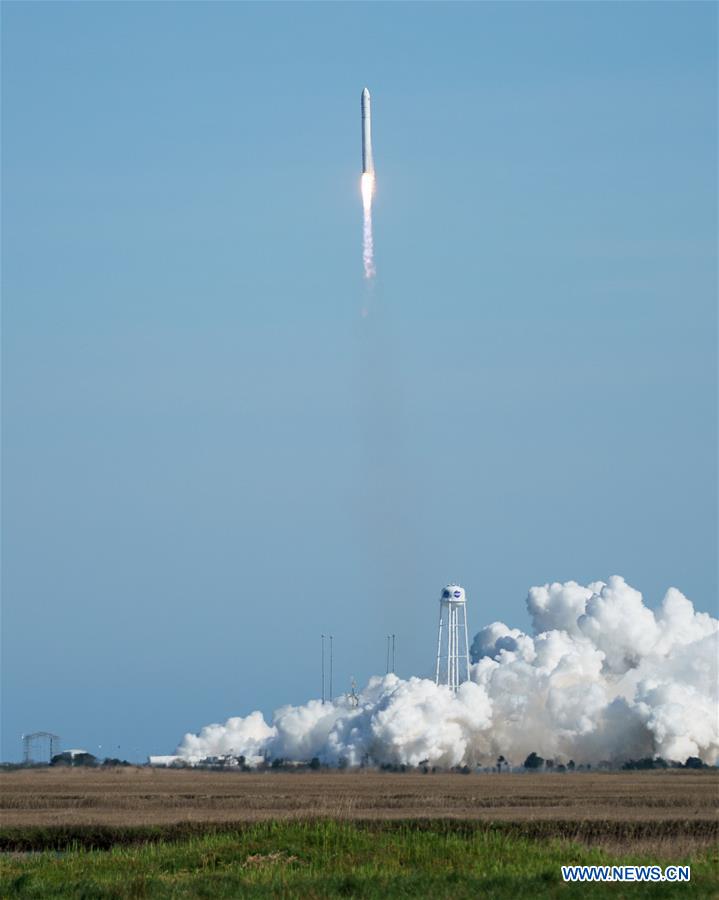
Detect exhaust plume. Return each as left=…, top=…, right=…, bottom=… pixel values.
left=361, top=173, right=375, bottom=280
left=176, top=576, right=718, bottom=767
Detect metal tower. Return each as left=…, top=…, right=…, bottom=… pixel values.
left=22, top=732, right=60, bottom=764
left=435, top=584, right=471, bottom=690
left=321, top=634, right=334, bottom=704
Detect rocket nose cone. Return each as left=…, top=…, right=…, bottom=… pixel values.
left=362, top=87, right=370, bottom=99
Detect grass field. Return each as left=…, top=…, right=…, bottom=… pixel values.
left=1, top=768, right=716, bottom=826
left=1, top=820, right=716, bottom=898
left=1, top=770, right=716, bottom=897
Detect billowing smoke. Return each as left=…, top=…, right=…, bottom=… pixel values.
left=177, top=576, right=718, bottom=767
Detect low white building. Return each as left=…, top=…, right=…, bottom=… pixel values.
left=148, top=755, right=183, bottom=767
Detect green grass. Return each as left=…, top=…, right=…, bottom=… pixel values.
left=1, top=821, right=716, bottom=898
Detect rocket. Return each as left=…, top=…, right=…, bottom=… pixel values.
left=361, top=87, right=374, bottom=175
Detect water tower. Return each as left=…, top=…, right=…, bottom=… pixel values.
left=434, top=584, right=471, bottom=690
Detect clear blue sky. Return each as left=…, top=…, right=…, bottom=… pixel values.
left=2, top=1, right=716, bottom=761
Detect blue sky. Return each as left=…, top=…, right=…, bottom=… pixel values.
left=2, top=1, right=716, bottom=761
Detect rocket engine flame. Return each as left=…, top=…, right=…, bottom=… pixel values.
left=361, top=172, right=375, bottom=280
left=360, top=89, right=376, bottom=281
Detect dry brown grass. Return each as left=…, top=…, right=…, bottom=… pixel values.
left=1, top=767, right=716, bottom=831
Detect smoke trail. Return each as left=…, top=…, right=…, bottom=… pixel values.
left=361, top=173, right=375, bottom=279
left=176, top=576, right=718, bottom=767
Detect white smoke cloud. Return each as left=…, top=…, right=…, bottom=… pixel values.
left=176, top=577, right=718, bottom=767
left=527, top=580, right=601, bottom=637
left=177, top=711, right=275, bottom=767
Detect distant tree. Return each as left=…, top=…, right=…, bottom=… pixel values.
left=51, top=752, right=97, bottom=767
left=236, top=755, right=251, bottom=771
left=337, top=756, right=348, bottom=770
left=623, top=757, right=671, bottom=771
left=556, top=764, right=567, bottom=773
left=309, top=757, right=321, bottom=771
left=271, top=757, right=283, bottom=769
left=50, top=754, right=70, bottom=767
left=684, top=757, right=705, bottom=769
left=523, top=752, right=544, bottom=770
left=567, top=760, right=575, bottom=771
left=461, top=765, right=471, bottom=775
left=545, top=759, right=554, bottom=770
left=497, top=755, right=506, bottom=772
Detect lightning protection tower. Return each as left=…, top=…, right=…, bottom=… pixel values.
left=435, top=585, right=470, bottom=690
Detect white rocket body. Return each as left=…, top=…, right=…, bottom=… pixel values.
left=361, top=87, right=374, bottom=175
